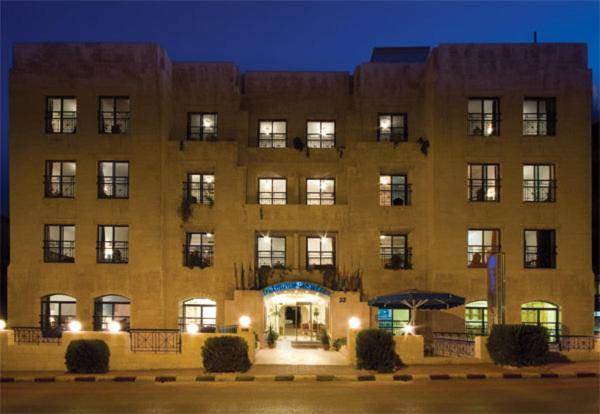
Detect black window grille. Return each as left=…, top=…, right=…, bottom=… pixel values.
left=93, top=295, right=131, bottom=331
left=523, top=164, right=556, bottom=202
left=306, top=178, right=335, bottom=205
left=44, top=225, right=75, bottom=263
left=306, top=236, right=335, bottom=267
left=523, top=98, right=556, bottom=136
left=379, top=175, right=411, bottom=206
left=258, top=120, right=287, bottom=148
left=185, top=173, right=215, bottom=205
left=257, top=236, right=286, bottom=267
left=184, top=233, right=214, bottom=268
left=380, top=234, right=411, bottom=269
left=44, top=161, right=75, bottom=198
left=99, top=96, right=130, bottom=134
left=187, top=113, right=218, bottom=141
left=468, top=98, right=500, bottom=136
left=306, top=121, right=335, bottom=148
left=467, top=229, right=500, bottom=267
left=378, top=114, right=408, bottom=142
left=524, top=230, right=556, bottom=269
left=258, top=178, right=287, bottom=205
left=98, top=161, right=129, bottom=199
left=468, top=164, right=500, bottom=202
left=40, top=294, right=77, bottom=338
left=97, top=225, right=128, bottom=263
left=46, top=97, right=77, bottom=133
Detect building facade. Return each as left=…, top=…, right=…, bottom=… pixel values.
left=8, top=43, right=593, bottom=342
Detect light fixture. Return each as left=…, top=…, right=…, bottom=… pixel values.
left=206, top=232, right=213, bottom=238
left=68, top=320, right=82, bottom=332
left=379, top=176, right=391, bottom=185
left=348, top=317, right=361, bottom=330
left=380, top=119, right=391, bottom=129
left=239, top=315, right=251, bottom=329
left=379, top=234, right=387, bottom=240
left=403, top=324, right=415, bottom=335
left=0, top=319, right=6, bottom=330
left=186, top=323, right=199, bottom=334
left=262, top=234, right=271, bottom=242
left=107, top=320, right=121, bottom=333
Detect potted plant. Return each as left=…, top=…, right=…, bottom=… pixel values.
left=320, top=328, right=331, bottom=351
left=266, top=326, right=278, bottom=349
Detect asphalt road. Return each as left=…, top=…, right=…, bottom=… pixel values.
left=1, top=378, right=598, bottom=414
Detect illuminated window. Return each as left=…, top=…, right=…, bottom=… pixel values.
left=188, top=113, right=217, bottom=141
left=98, top=161, right=129, bottom=199
left=524, top=230, right=556, bottom=269
left=44, top=225, right=75, bottom=263
left=468, top=98, right=500, bottom=136
left=378, top=114, right=407, bottom=142
left=44, top=161, right=75, bottom=198
left=186, top=173, right=214, bottom=205
left=467, top=229, right=500, bottom=267
left=521, top=301, right=559, bottom=342
left=523, top=164, right=555, bottom=202
left=379, top=175, right=410, bottom=205
left=257, top=236, right=286, bottom=267
left=307, top=121, right=335, bottom=148
left=259, top=121, right=287, bottom=148
left=465, top=300, right=488, bottom=337
left=468, top=164, right=499, bottom=201
left=306, top=178, right=335, bottom=205
left=307, top=236, right=334, bottom=267
left=379, top=234, right=411, bottom=269
left=41, top=294, right=76, bottom=337
left=259, top=178, right=286, bottom=205
left=378, top=308, right=410, bottom=335
left=94, top=295, right=131, bottom=331
left=99, top=96, right=130, bottom=133
left=180, top=298, right=217, bottom=331
left=523, top=98, right=556, bottom=136
left=46, top=97, right=77, bottom=133
left=97, top=225, right=128, bottom=263
left=184, top=232, right=214, bottom=268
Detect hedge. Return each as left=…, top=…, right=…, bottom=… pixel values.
left=202, top=336, right=252, bottom=372
left=486, top=324, right=549, bottom=367
left=65, top=340, right=110, bottom=373
left=355, top=329, right=402, bottom=373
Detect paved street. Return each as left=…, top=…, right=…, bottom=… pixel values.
left=1, top=378, right=598, bottom=414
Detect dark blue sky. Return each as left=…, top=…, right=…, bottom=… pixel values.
left=1, top=1, right=598, bottom=215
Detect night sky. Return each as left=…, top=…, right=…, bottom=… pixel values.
left=1, top=1, right=598, bottom=216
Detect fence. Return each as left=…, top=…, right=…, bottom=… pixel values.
left=129, top=329, right=182, bottom=353
left=432, top=332, right=475, bottom=357
left=12, top=327, right=61, bottom=345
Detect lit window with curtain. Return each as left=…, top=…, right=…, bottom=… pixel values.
left=99, top=96, right=130, bottom=133
left=523, top=164, right=555, bottom=202
left=257, top=235, right=286, bottom=267
left=523, top=98, right=556, bottom=136
left=468, top=98, right=500, bottom=136
left=46, top=97, right=77, bottom=133
left=44, top=161, right=76, bottom=198
left=186, top=173, right=215, bottom=205
left=524, top=229, right=556, bottom=269
left=44, top=224, right=75, bottom=263
left=97, top=225, right=128, bottom=263
left=306, top=121, right=335, bottom=148
left=307, top=236, right=334, bottom=267
left=98, top=161, right=129, bottom=199
left=468, top=164, right=499, bottom=201
left=259, top=120, right=287, bottom=148
left=467, top=229, right=500, bottom=267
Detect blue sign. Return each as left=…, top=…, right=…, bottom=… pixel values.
left=262, top=281, right=331, bottom=297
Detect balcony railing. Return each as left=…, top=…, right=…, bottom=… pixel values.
left=130, top=329, right=181, bottom=353
left=98, top=176, right=129, bottom=198
left=43, top=241, right=75, bottom=263
left=183, top=245, right=214, bottom=268
left=187, top=126, right=218, bottom=141
left=93, top=315, right=131, bottom=332
left=183, top=182, right=215, bottom=205
left=378, top=127, right=408, bottom=142
left=259, top=133, right=286, bottom=148
left=467, top=113, right=500, bottom=136
left=432, top=332, right=475, bottom=357
left=467, top=246, right=501, bottom=268
left=379, top=184, right=411, bottom=206
left=46, top=111, right=77, bottom=133
left=306, top=134, right=335, bottom=148
left=381, top=248, right=412, bottom=270
left=259, top=192, right=287, bottom=205
left=40, top=314, right=76, bottom=338
left=97, top=242, right=128, bottom=263
left=523, top=114, right=556, bottom=136
left=307, top=252, right=335, bottom=268
left=99, top=112, right=130, bottom=134
left=524, top=246, right=556, bottom=269
left=44, top=175, right=75, bottom=198
left=13, top=326, right=62, bottom=345
left=523, top=180, right=556, bottom=202
left=467, top=179, right=500, bottom=202
left=306, top=192, right=335, bottom=205
left=550, top=335, right=596, bottom=352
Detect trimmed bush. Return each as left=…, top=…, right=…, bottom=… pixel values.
left=486, top=324, right=549, bottom=367
left=65, top=340, right=110, bottom=373
left=202, top=336, right=252, bottom=373
left=355, top=329, right=402, bottom=373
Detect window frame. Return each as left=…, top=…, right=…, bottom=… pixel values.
left=256, top=235, right=287, bottom=268
left=43, top=224, right=75, bottom=263
left=184, top=232, right=214, bottom=268
left=467, top=163, right=500, bottom=202
left=98, top=96, right=130, bottom=134
left=40, top=294, right=77, bottom=337
left=467, top=228, right=501, bottom=268
left=379, top=174, right=410, bottom=206
left=467, top=97, right=501, bottom=136
left=181, top=299, right=217, bottom=329
left=98, top=161, right=130, bottom=199
left=185, top=173, right=215, bottom=205
left=258, top=120, right=287, bottom=148
left=521, top=302, right=560, bottom=342
left=44, top=160, right=76, bottom=198
left=93, top=295, right=131, bottom=331
left=306, top=236, right=335, bottom=268
left=97, top=225, right=129, bottom=264
left=523, top=97, right=556, bottom=136
left=306, top=120, right=336, bottom=148
left=379, top=234, right=412, bottom=270
left=46, top=96, right=77, bottom=134
left=377, top=113, right=408, bottom=142
left=258, top=177, right=287, bottom=205
left=306, top=178, right=335, bottom=205
left=524, top=229, right=557, bottom=269
left=187, top=112, right=218, bottom=141
left=523, top=164, right=556, bottom=202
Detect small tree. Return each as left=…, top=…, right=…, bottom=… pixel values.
left=486, top=324, right=549, bottom=367
left=202, top=336, right=251, bottom=372
left=65, top=340, right=110, bottom=373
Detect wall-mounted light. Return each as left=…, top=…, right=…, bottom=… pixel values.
left=348, top=317, right=361, bottom=330
left=186, top=323, right=199, bottom=334
left=0, top=320, right=6, bottom=330
left=239, top=315, right=251, bottom=330
left=379, top=176, right=391, bottom=185
left=206, top=232, right=213, bottom=238
left=107, top=320, right=121, bottom=333
left=68, top=320, right=82, bottom=332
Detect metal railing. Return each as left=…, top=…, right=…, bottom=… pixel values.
left=183, top=245, right=214, bottom=268
left=467, top=179, right=500, bottom=201
left=523, top=114, right=556, bottom=136
left=306, top=134, right=335, bottom=148
left=524, top=246, right=556, bottom=269
left=46, top=112, right=77, bottom=133
left=98, top=176, right=129, bottom=198
left=43, top=241, right=75, bottom=263
left=40, top=314, right=76, bottom=338
left=523, top=180, right=556, bottom=202
left=432, top=332, right=475, bottom=357
left=97, top=242, right=128, bottom=263
left=93, top=315, right=131, bottom=332
left=99, top=112, right=130, bottom=133
left=12, top=327, right=62, bottom=345
left=44, top=175, right=75, bottom=198
left=257, top=252, right=286, bottom=268
left=258, top=192, right=287, bottom=205
left=306, top=192, right=335, bottom=205
left=259, top=133, right=286, bottom=148
left=379, top=184, right=411, bottom=206
left=183, top=181, right=215, bottom=205
left=177, top=319, right=237, bottom=334
left=378, top=127, right=408, bottom=142
left=467, top=114, right=500, bottom=136
left=550, top=335, right=596, bottom=352
left=187, top=126, right=218, bottom=141
left=467, top=246, right=500, bottom=268
left=130, top=329, right=181, bottom=353
left=380, top=248, right=412, bottom=270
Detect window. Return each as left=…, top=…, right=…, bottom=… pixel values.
left=44, top=161, right=75, bottom=198
left=379, top=175, right=410, bottom=206
left=44, top=225, right=75, bottom=263
left=187, top=113, right=217, bottom=141
left=307, top=121, right=335, bottom=148
left=465, top=300, right=488, bottom=337
left=259, top=120, right=287, bottom=148
left=257, top=235, right=286, bottom=267
left=467, top=229, right=500, bottom=267
left=523, top=98, right=556, bottom=136
left=94, top=295, right=131, bottom=331
left=380, top=234, right=411, bottom=269
left=98, top=161, right=129, bottom=199
left=184, top=232, right=214, bottom=268
left=468, top=164, right=499, bottom=201
left=46, top=97, right=77, bottom=133
left=307, top=236, right=334, bottom=267
left=186, top=173, right=214, bottom=205
left=378, top=114, right=407, bottom=142
left=258, top=178, right=286, bottom=205
left=521, top=301, right=559, bottom=342
left=468, top=98, right=500, bottom=136
left=41, top=294, right=77, bottom=337
left=97, top=225, right=128, bottom=263
left=180, top=298, right=216, bottom=330
left=523, top=164, right=555, bottom=202
left=378, top=308, right=411, bottom=335
left=99, top=96, right=130, bottom=133
left=524, top=230, right=556, bottom=269
left=306, top=178, right=335, bottom=205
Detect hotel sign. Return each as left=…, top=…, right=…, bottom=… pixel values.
left=262, top=281, right=331, bottom=297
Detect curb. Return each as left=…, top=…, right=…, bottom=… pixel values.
left=0, top=372, right=597, bottom=383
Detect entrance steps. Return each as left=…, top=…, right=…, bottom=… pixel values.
left=291, top=341, right=322, bottom=349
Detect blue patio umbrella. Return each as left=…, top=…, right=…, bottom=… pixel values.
left=368, top=289, right=465, bottom=326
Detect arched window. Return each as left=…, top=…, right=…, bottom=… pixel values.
left=94, top=295, right=131, bottom=331
left=41, top=294, right=76, bottom=337
left=180, top=298, right=216, bottom=331
left=521, top=301, right=559, bottom=342
left=465, top=300, right=488, bottom=337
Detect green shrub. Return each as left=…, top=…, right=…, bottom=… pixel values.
left=486, top=324, right=549, bottom=367
left=65, top=340, right=110, bottom=373
left=333, top=337, right=347, bottom=351
left=202, top=336, right=252, bottom=372
left=355, top=329, right=402, bottom=373
left=266, top=326, right=278, bottom=348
